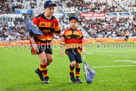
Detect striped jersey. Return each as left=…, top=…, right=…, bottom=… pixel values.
left=32, top=13, right=61, bottom=43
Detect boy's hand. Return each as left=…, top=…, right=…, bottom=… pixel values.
left=82, top=49, right=86, bottom=55
left=32, top=44, right=39, bottom=53
left=60, top=50, right=63, bottom=56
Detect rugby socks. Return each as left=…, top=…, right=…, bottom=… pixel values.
left=39, top=64, right=48, bottom=78
left=76, top=68, right=80, bottom=79
left=70, top=65, right=74, bottom=74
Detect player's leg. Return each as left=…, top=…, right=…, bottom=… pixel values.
left=46, top=54, right=53, bottom=66
left=45, top=45, right=53, bottom=66
left=38, top=51, right=49, bottom=84
left=68, top=51, right=76, bottom=83
left=75, top=63, right=82, bottom=83
left=34, top=45, right=45, bottom=81
left=75, top=49, right=82, bottom=83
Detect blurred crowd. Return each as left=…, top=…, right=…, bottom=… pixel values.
left=0, top=19, right=29, bottom=41
left=66, top=0, right=122, bottom=13
left=133, top=16, right=136, bottom=21
left=0, top=0, right=136, bottom=41
left=0, top=1, right=11, bottom=14
left=81, top=17, right=136, bottom=38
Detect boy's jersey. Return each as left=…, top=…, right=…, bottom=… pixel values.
left=62, top=28, right=84, bottom=53
left=32, top=13, right=60, bottom=43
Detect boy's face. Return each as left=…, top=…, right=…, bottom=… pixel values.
left=69, top=18, right=79, bottom=29
left=44, top=6, right=55, bottom=16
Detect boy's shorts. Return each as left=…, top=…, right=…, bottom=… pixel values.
left=31, top=45, right=52, bottom=55
left=67, top=49, right=82, bottom=63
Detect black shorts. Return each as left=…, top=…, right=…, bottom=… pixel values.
left=31, top=45, right=52, bottom=55
left=126, top=36, right=129, bottom=39
left=67, top=50, right=82, bottom=63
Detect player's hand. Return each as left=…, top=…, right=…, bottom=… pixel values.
left=32, top=44, right=39, bottom=53
left=60, top=50, right=63, bottom=56
left=82, top=49, right=86, bottom=55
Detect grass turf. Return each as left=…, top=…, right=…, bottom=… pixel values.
left=0, top=42, right=136, bottom=91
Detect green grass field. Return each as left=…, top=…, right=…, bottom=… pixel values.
left=0, top=42, right=136, bottom=91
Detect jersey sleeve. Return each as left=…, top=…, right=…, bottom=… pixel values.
left=79, top=31, right=84, bottom=46
left=32, top=17, right=39, bottom=26
left=60, top=32, right=66, bottom=45
left=54, top=19, right=61, bottom=33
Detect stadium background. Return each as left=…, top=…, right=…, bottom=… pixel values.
left=0, top=0, right=136, bottom=91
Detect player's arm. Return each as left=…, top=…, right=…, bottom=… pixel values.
left=30, top=37, right=39, bottom=53
left=55, top=32, right=63, bottom=37
left=54, top=19, right=63, bottom=37
left=60, top=45, right=64, bottom=56
left=82, top=45, right=86, bottom=55
left=60, top=34, right=66, bottom=56
left=80, top=32, right=86, bottom=54
left=30, top=17, right=39, bottom=53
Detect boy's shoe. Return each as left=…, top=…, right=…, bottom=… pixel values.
left=35, top=68, right=44, bottom=81
left=69, top=73, right=76, bottom=83
left=43, top=77, right=50, bottom=84
left=76, top=78, right=82, bottom=84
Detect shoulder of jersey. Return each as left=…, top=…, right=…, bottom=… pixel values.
left=35, top=13, right=56, bottom=20
left=64, top=28, right=71, bottom=33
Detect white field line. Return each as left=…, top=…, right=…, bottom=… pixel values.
left=86, top=52, right=94, bottom=54
left=115, top=60, right=136, bottom=64
left=53, top=52, right=94, bottom=54
left=92, top=65, right=136, bottom=68
left=86, top=50, right=136, bottom=53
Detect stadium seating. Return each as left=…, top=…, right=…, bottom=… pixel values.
left=0, top=0, right=11, bottom=14
left=81, top=17, right=136, bottom=38
left=114, top=0, right=136, bottom=12
left=66, top=0, right=122, bottom=13
left=0, top=0, right=136, bottom=41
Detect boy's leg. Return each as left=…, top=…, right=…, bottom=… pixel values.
left=35, top=45, right=52, bottom=83
left=68, top=51, right=76, bottom=83
left=45, top=45, right=53, bottom=66
left=76, top=63, right=82, bottom=83
left=46, top=54, right=53, bottom=66
left=75, top=50, right=82, bottom=83
left=36, top=51, right=49, bottom=84
left=69, top=61, right=76, bottom=83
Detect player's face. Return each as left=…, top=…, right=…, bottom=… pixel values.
left=69, top=19, right=79, bottom=30
left=44, top=6, right=55, bottom=16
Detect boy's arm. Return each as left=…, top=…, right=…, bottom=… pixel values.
left=82, top=45, right=86, bottom=55
left=30, top=37, right=39, bottom=53
left=60, top=35, right=66, bottom=56
left=55, top=32, right=63, bottom=37
left=80, top=32, right=86, bottom=54
left=60, top=45, right=64, bottom=56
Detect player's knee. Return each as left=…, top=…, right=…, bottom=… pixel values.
left=47, top=57, right=53, bottom=65
left=40, top=57, right=47, bottom=64
left=76, top=63, right=80, bottom=68
left=49, top=57, right=53, bottom=62
left=71, top=61, right=76, bottom=67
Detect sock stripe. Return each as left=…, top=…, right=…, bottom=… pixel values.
left=40, top=64, right=47, bottom=68
left=76, top=68, right=80, bottom=78
left=76, top=72, right=80, bottom=74
left=70, top=65, right=74, bottom=73
left=39, top=64, right=48, bottom=77
left=43, top=72, right=48, bottom=77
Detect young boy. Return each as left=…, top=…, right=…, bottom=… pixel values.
left=60, top=15, right=86, bottom=83
left=31, top=0, right=62, bottom=84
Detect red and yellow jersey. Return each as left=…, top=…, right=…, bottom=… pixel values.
left=32, top=13, right=60, bottom=43
left=62, top=28, right=84, bottom=54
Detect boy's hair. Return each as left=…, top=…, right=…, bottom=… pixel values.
left=69, top=15, right=79, bottom=22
